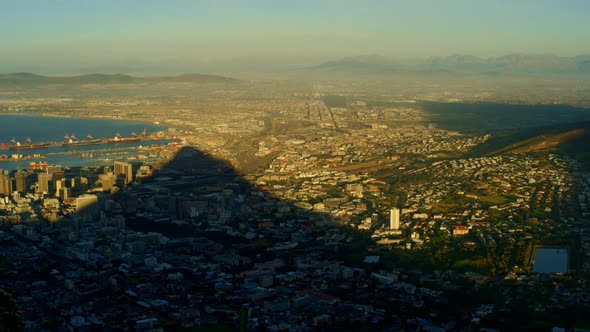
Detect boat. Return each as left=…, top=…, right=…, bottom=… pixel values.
left=29, top=161, right=49, bottom=170
left=107, top=132, right=141, bottom=144
left=62, top=133, right=102, bottom=147
left=80, top=152, right=95, bottom=159
left=7, top=138, right=50, bottom=150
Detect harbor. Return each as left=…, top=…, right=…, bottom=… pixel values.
left=0, top=115, right=179, bottom=170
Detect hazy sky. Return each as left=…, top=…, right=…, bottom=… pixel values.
left=2, top=0, right=589, bottom=73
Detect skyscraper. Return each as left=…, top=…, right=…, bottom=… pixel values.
left=114, top=161, right=133, bottom=184
left=55, top=179, right=65, bottom=197
left=15, top=171, right=28, bottom=193
left=0, top=174, right=12, bottom=196
left=37, top=172, right=49, bottom=193
left=390, top=207, right=400, bottom=230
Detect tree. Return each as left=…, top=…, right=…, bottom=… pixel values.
left=0, top=289, right=23, bottom=332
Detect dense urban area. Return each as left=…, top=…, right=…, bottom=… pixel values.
left=1, top=76, right=590, bottom=331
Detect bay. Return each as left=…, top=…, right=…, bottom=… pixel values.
left=0, top=114, right=171, bottom=171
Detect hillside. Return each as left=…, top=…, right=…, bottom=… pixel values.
left=486, top=128, right=588, bottom=155
left=306, top=55, right=403, bottom=73
left=142, top=73, right=238, bottom=84
left=468, top=121, right=590, bottom=168
left=0, top=72, right=237, bottom=86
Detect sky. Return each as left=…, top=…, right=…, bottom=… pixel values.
left=1, top=0, right=589, bottom=73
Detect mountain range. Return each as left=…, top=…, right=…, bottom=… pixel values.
left=3, top=53, right=590, bottom=80
left=0, top=72, right=237, bottom=86
left=308, top=54, right=590, bottom=76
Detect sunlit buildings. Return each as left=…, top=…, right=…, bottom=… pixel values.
left=0, top=174, right=13, bottom=196
left=114, top=161, right=133, bottom=184
left=75, top=194, right=98, bottom=212
left=37, top=172, right=49, bottom=193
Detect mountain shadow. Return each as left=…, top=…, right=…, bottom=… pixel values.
left=420, top=101, right=590, bottom=134
left=3, top=145, right=415, bottom=331
left=1, top=142, right=589, bottom=330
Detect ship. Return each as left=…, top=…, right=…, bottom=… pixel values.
left=29, top=161, right=49, bottom=170
left=62, top=134, right=102, bottom=147
left=6, top=138, right=50, bottom=150
left=107, top=132, right=141, bottom=144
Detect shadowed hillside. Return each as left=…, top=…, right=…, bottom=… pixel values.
left=464, top=121, right=590, bottom=168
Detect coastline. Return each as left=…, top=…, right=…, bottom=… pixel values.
left=0, top=113, right=173, bottom=171
left=0, top=113, right=167, bottom=143
left=0, top=111, right=165, bottom=129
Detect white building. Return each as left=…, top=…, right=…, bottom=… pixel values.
left=389, top=207, right=400, bottom=230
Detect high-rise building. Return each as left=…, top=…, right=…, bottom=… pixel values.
left=114, top=161, right=133, bottom=184
left=389, top=207, right=400, bottom=230
left=15, top=171, right=28, bottom=193
left=37, top=172, right=49, bottom=193
left=55, top=179, right=65, bottom=197
left=0, top=174, right=13, bottom=196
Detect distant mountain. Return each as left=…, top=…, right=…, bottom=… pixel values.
left=308, top=54, right=590, bottom=76
left=426, top=54, right=501, bottom=72
left=575, top=55, right=590, bottom=74
left=427, top=54, right=581, bottom=75
left=142, top=73, right=238, bottom=84
left=0, top=73, right=237, bottom=86
left=0, top=72, right=46, bottom=85
left=62, top=73, right=136, bottom=84
left=307, top=55, right=403, bottom=73
left=0, top=72, right=45, bottom=79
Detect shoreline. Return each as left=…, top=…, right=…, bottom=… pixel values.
left=0, top=113, right=175, bottom=171
left=0, top=112, right=168, bottom=143
left=0, top=111, right=165, bottom=129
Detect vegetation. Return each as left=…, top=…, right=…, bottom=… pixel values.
left=0, top=289, right=23, bottom=332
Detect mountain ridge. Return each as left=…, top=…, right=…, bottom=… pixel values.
left=307, top=53, right=590, bottom=76
left=0, top=72, right=238, bottom=86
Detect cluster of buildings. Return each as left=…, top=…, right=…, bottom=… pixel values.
left=1, top=85, right=589, bottom=330
left=0, top=161, right=135, bottom=222
left=0, top=152, right=480, bottom=331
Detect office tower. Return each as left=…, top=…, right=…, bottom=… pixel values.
left=15, top=171, right=28, bottom=193
left=37, top=172, right=49, bottom=193
left=114, top=161, right=133, bottom=184
left=55, top=179, right=65, bottom=197
left=389, top=207, right=400, bottom=230
left=0, top=174, right=12, bottom=196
